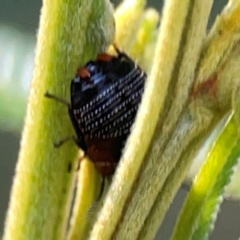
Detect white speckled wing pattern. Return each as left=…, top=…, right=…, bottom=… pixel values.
left=73, top=66, right=146, bottom=139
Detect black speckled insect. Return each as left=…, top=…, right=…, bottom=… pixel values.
left=45, top=45, right=146, bottom=176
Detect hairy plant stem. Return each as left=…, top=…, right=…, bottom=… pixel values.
left=89, top=0, right=214, bottom=239
left=3, top=1, right=114, bottom=240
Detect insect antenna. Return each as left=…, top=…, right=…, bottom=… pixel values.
left=113, top=43, right=135, bottom=63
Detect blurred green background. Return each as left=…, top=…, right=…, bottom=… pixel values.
left=0, top=0, right=239, bottom=239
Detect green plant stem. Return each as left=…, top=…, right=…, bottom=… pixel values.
left=114, top=0, right=146, bottom=52
left=67, top=157, right=101, bottom=240
left=109, top=0, right=213, bottom=239
left=193, top=138, right=240, bottom=239
left=89, top=0, right=213, bottom=239
left=3, top=1, right=114, bottom=240
left=137, top=114, right=220, bottom=240
left=171, top=112, right=238, bottom=240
